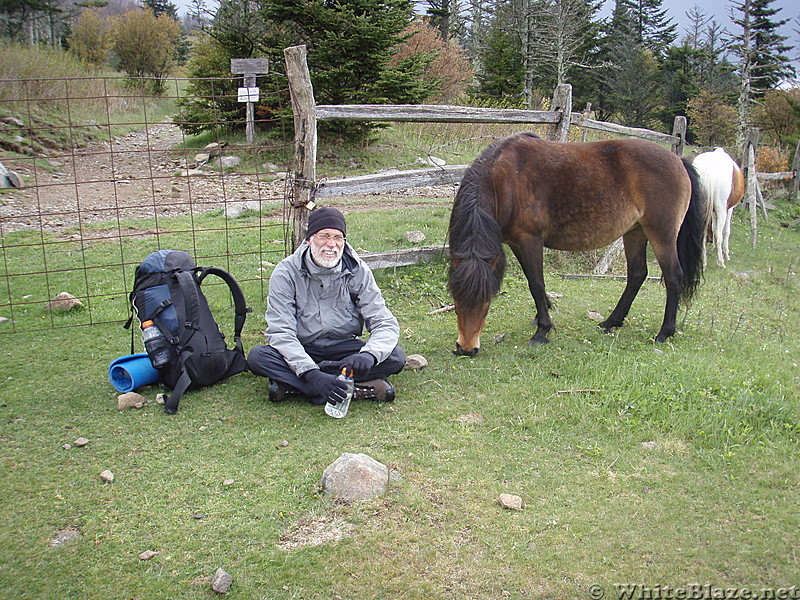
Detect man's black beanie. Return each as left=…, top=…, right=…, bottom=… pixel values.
left=306, top=206, right=347, bottom=239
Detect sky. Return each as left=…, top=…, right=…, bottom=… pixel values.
left=610, top=0, right=799, bottom=41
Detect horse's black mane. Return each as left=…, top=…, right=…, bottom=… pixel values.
left=446, top=136, right=525, bottom=309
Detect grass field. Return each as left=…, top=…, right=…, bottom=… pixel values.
left=0, top=197, right=798, bottom=599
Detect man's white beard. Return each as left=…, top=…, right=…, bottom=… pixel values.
left=310, top=239, right=343, bottom=268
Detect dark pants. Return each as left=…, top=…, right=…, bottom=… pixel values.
left=247, top=340, right=406, bottom=398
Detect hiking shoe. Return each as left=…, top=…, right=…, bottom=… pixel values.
left=268, top=380, right=300, bottom=403
left=354, top=379, right=395, bottom=402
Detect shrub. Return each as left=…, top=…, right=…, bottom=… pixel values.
left=68, top=9, right=113, bottom=67
left=687, top=90, right=737, bottom=147
left=754, top=88, right=800, bottom=149
left=390, top=20, right=473, bottom=103
left=111, top=9, right=182, bottom=93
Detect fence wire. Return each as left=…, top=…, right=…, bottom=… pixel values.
left=0, top=76, right=294, bottom=334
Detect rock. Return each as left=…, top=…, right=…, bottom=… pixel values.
left=211, top=567, right=233, bottom=594
left=179, top=168, right=205, bottom=177
left=2, top=116, right=24, bottom=127
left=498, top=493, right=523, bottom=510
left=276, top=440, right=289, bottom=448
left=139, top=550, right=158, bottom=560
left=204, top=141, right=226, bottom=157
left=118, top=391, right=147, bottom=410
left=73, top=437, right=89, bottom=447
left=641, top=440, right=658, bottom=450
left=321, top=453, right=389, bottom=501
left=404, top=354, right=428, bottom=370
left=62, top=444, right=72, bottom=450
left=45, top=292, right=83, bottom=312
left=219, top=156, right=241, bottom=169
left=194, top=152, right=210, bottom=166
left=404, top=230, right=426, bottom=243
left=100, top=469, right=114, bottom=482
left=0, top=161, right=21, bottom=188
left=263, top=162, right=281, bottom=171
left=224, top=200, right=260, bottom=219
left=223, top=478, right=234, bottom=486
left=416, top=155, right=446, bottom=167
left=587, top=310, right=604, bottom=322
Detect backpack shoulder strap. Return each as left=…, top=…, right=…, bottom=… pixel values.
left=198, top=267, right=251, bottom=355
left=172, top=269, right=203, bottom=340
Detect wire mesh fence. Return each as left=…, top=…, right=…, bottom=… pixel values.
left=0, top=75, right=294, bottom=334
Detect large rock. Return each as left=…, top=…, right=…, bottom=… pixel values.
left=211, top=567, right=233, bottom=594
left=45, top=291, right=83, bottom=312
left=321, top=453, right=389, bottom=501
left=219, top=156, right=241, bottom=169
left=404, top=354, right=428, bottom=370
left=0, top=161, right=21, bottom=188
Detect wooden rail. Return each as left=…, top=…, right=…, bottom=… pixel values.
left=283, top=44, right=796, bottom=265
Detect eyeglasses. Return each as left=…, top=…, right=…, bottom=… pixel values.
left=314, top=232, right=345, bottom=243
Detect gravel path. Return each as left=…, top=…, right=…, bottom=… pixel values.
left=0, top=122, right=455, bottom=236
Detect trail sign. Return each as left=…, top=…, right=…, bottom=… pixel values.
left=231, top=59, right=269, bottom=143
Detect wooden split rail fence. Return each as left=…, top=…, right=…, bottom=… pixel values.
left=283, top=44, right=796, bottom=267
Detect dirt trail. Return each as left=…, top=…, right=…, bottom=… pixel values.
left=0, top=123, right=287, bottom=234
left=0, top=122, right=455, bottom=235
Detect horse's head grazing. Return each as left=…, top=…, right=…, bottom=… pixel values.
left=452, top=299, right=491, bottom=356
left=448, top=152, right=507, bottom=357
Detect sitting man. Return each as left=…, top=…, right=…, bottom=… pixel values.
left=247, top=206, right=406, bottom=406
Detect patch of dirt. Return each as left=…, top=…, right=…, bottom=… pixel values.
left=0, top=121, right=455, bottom=234
left=49, top=527, right=80, bottom=547
left=277, top=514, right=355, bottom=551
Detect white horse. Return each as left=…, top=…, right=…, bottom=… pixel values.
left=692, top=148, right=745, bottom=268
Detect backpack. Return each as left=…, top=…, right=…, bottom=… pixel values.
left=125, top=249, right=250, bottom=414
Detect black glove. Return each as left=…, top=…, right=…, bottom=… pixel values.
left=340, top=352, right=376, bottom=379
left=302, top=369, right=348, bottom=402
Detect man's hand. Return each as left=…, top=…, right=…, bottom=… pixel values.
left=340, top=352, right=376, bottom=379
left=303, top=369, right=348, bottom=402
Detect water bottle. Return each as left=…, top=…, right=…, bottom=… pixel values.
left=141, top=320, right=172, bottom=368
left=324, top=367, right=354, bottom=419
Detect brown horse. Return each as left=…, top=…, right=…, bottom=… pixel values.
left=448, top=133, right=707, bottom=355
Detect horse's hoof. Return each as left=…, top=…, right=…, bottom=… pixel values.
left=599, top=320, right=621, bottom=332
left=453, top=343, right=479, bottom=357
left=529, top=335, right=550, bottom=346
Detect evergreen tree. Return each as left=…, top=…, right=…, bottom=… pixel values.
left=475, top=6, right=524, bottom=102
left=142, top=0, right=178, bottom=20
left=597, top=1, right=661, bottom=124
left=614, top=0, right=676, bottom=57
left=603, top=29, right=662, bottom=127
left=728, top=0, right=793, bottom=150
left=731, top=0, right=793, bottom=96
left=255, top=0, right=418, bottom=108
left=179, top=0, right=433, bottom=137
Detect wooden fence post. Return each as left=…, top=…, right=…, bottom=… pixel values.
left=671, top=116, right=686, bottom=156
left=284, top=44, right=318, bottom=251
left=548, top=83, right=572, bottom=142
left=792, top=139, right=800, bottom=199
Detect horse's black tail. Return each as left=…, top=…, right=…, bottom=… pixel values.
left=677, top=158, right=707, bottom=301
left=447, top=162, right=506, bottom=310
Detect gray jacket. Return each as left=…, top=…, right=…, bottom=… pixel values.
left=265, top=241, right=400, bottom=377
